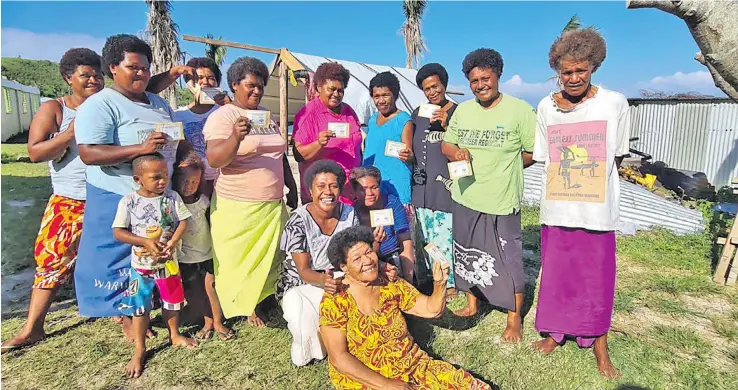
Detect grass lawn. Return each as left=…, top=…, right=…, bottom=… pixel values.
left=2, top=143, right=738, bottom=389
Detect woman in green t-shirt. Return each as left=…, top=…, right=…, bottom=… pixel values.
left=441, top=48, right=536, bottom=343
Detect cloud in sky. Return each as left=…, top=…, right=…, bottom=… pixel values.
left=633, top=70, right=724, bottom=97
left=449, top=75, right=556, bottom=105
left=1, top=28, right=106, bottom=62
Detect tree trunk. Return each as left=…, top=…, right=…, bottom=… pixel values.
left=626, top=0, right=738, bottom=100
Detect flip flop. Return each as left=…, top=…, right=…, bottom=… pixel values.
left=1, top=337, right=44, bottom=354
left=215, top=329, right=235, bottom=341
left=195, top=329, right=213, bottom=341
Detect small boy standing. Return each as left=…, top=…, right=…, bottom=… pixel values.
left=173, top=155, right=233, bottom=340
left=112, top=153, right=197, bottom=378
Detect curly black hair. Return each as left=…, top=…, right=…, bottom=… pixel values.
left=327, top=225, right=375, bottom=269
left=101, top=34, right=152, bottom=78
left=132, top=152, right=166, bottom=175
left=415, top=63, right=448, bottom=88
left=462, top=48, right=504, bottom=79
left=549, top=29, right=607, bottom=72
left=349, top=166, right=382, bottom=191
left=59, top=48, right=102, bottom=80
left=314, top=62, right=351, bottom=89
left=369, top=71, right=400, bottom=99
left=226, top=57, right=269, bottom=92
left=185, top=57, right=222, bottom=85
left=303, top=159, right=346, bottom=193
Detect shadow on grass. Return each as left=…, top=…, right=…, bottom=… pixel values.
left=5, top=316, right=99, bottom=359
left=617, top=385, right=651, bottom=390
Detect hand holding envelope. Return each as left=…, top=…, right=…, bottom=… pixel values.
left=370, top=209, right=394, bottom=227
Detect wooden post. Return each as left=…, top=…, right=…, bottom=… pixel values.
left=279, top=61, right=288, bottom=141
left=714, top=215, right=738, bottom=284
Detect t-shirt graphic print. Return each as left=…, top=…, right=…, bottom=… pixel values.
left=545, top=120, right=607, bottom=203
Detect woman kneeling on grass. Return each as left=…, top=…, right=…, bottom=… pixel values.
left=530, top=28, right=629, bottom=378
left=319, top=226, right=490, bottom=390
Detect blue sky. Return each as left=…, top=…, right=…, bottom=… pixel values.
left=1, top=1, right=724, bottom=104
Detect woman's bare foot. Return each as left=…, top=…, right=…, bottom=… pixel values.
left=1, top=331, right=46, bottom=354
left=213, top=323, right=235, bottom=340
left=531, top=336, right=559, bottom=354
left=124, top=348, right=145, bottom=378
left=247, top=314, right=266, bottom=328
left=501, top=315, right=523, bottom=343
left=170, top=335, right=197, bottom=349
left=453, top=306, right=478, bottom=317
left=593, top=334, right=620, bottom=379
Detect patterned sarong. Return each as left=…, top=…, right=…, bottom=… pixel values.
left=33, top=195, right=85, bottom=289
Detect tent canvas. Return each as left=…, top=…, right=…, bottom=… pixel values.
left=261, top=50, right=457, bottom=127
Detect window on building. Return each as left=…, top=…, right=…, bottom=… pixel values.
left=22, top=92, right=29, bottom=113
left=32, top=95, right=40, bottom=111
left=3, top=88, right=12, bottom=114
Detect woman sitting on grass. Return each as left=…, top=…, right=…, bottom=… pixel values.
left=319, top=226, right=490, bottom=390
left=350, top=166, right=415, bottom=282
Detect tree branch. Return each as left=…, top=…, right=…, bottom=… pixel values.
left=695, top=52, right=738, bottom=100
left=626, top=0, right=679, bottom=16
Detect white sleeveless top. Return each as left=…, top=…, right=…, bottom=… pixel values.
left=49, top=97, right=87, bottom=200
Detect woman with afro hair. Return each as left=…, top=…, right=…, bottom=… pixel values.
left=531, top=28, right=628, bottom=378
left=441, top=48, right=536, bottom=343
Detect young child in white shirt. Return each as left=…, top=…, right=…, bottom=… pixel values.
left=112, top=152, right=197, bottom=378
left=173, top=153, right=233, bottom=341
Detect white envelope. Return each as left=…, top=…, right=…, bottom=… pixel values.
left=155, top=122, right=185, bottom=141
left=418, top=103, right=440, bottom=119
left=384, top=140, right=406, bottom=158
left=245, top=110, right=270, bottom=127
left=424, top=243, right=450, bottom=267
left=328, top=122, right=350, bottom=138
left=199, top=87, right=223, bottom=105
left=370, top=208, right=395, bottom=227
left=448, top=160, right=473, bottom=179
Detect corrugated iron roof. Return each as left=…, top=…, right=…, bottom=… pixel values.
left=522, top=164, right=705, bottom=235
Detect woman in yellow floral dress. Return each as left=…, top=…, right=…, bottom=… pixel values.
left=320, top=226, right=490, bottom=390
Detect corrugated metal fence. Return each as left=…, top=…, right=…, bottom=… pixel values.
left=629, top=98, right=738, bottom=187
left=522, top=164, right=705, bottom=235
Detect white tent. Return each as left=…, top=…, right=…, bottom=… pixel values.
left=261, top=49, right=458, bottom=127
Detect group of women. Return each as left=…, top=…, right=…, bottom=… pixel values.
left=3, top=26, right=629, bottom=387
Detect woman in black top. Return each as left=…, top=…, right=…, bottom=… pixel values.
left=410, top=63, right=457, bottom=292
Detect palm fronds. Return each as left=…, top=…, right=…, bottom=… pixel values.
left=204, top=33, right=228, bottom=67
left=401, top=0, right=429, bottom=69
left=144, top=0, right=183, bottom=108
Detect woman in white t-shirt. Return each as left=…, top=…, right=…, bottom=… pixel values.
left=172, top=57, right=232, bottom=198
left=530, top=29, right=630, bottom=379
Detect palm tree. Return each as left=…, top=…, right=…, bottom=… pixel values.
left=561, top=14, right=582, bottom=33
left=204, top=33, right=227, bottom=67
left=144, top=0, right=183, bottom=108
left=561, top=14, right=598, bottom=35
left=401, top=0, right=429, bottom=69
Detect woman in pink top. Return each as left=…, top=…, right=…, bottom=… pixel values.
left=203, top=57, right=298, bottom=328
left=292, top=63, right=363, bottom=205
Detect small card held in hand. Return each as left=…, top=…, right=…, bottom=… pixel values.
left=418, top=103, right=440, bottom=119
left=328, top=122, right=350, bottom=138
left=370, top=208, right=395, bottom=227
left=384, top=140, right=406, bottom=158
left=155, top=122, right=185, bottom=141
left=448, top=160, right=473, bottom=179
left=424, top=243, right=449, bottom=267
left=245, top=110, right=270, bottom=128
left=199, top=87, right=223, bottom=105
